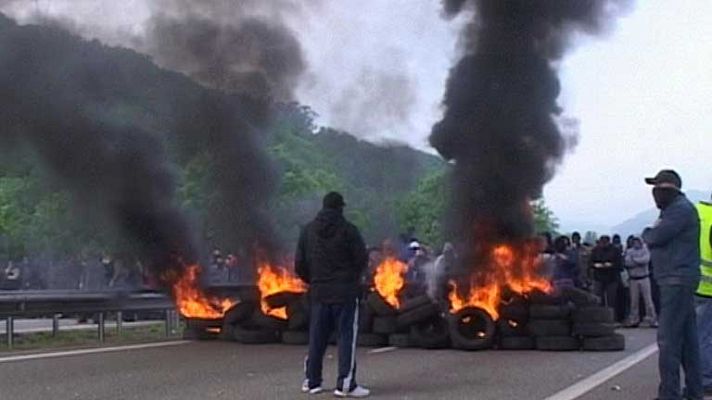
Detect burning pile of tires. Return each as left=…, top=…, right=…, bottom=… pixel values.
left=185, top=287, right=624, bottom=352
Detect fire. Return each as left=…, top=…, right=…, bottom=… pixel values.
left=373, top=256, right=408, bottom=309
left=448, top=243, right=551, bottom=320
left=257, top=262, right=306, bottom=320
left=171, top=264, right=237, bottom=319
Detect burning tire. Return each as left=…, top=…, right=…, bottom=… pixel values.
left=232, top=326, right=280, bottom=344
left=396, top=303, right=440, bottom=329
left=528, top=290, right=564, bottom=305
left=282, top=330, right=309, bottom=345
left=367, top=292, right=397, bottom=317
left=447, top=307, right=495, bottom=351
left=529, top=304, right=572, bottom=320
left=560, top=287, right=600, bottom=307
left=388, top=333, right=413, bottom=348
left=499, top=336, right=536, bottom=350
left=357, top=333, right=388, bottom=347
left=582, top=334, right=625, bottom=351
left=264, top=292, right=303, bottom=309
left=400, top=295, right=433, bottom=313
left=372, top=316, right=398, bottom=335
left=184, top=318, right=222, bottom=340
left=499, top=303, right=529, bottom=322
left=359, top=304, right=375, bottom=333
left=535, top=336, right=580, bottom=351
left=409, top=317, right=450, bottom=349
left=496, top=318, right=529, bottom=337
left=250, top=311, right=288, bottom=331
left=572, top=323, right=617, bottom=337
left=573, top=307, right=615, bottom=324
left=223, top=302, right=256, bottom=326
left=527, top=319, right=571, bottom=337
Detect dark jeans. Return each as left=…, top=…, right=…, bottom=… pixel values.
left=594, top=280, right=619, bottom=315
left=658, top=284, right=703, bottom=400
left=305, top=297, right=359, bottom=392
left=696, top=296, right=712, bottom=389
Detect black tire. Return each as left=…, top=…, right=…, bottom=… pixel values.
left=572, top=323, right=617, bottom=337
left=373, top=316, right=398, bottom=335
left=232, top=326, right=280, bottom=344
left=499, top=336, right=536, bottom=350
left=448, top=307, right=495, bottom=351
left=288, top=310, right=309, bottom=331
left=528, top=290, right=564, bottom=305
left=497, top=319, right=529, bottom=338
left=367, top=292, right=397, bottom=316
left=397, top=303, right=440, bottom=328
left=527, top=319, right=571, bottom=337
left=223, top=302, right=256, bottom=325
left=582, top=334, right=625, bottom=351
left=536, top=336, right=580, bottom=351
left=388, top=333, right=413, bottom=348
left=183, top=327, right=220, bottom=340
left=250, top=311, right=288, bottom=331
left=282, top=330, right=309, bottom=345
left=400, top=295, right=433, bottom=313
left=357, top=333, right=387, bottom=347
left=359, top=305, right=374, bottom=333
left=264, top=292, right=303, bottom=309
left=573, top=307, right=615, bottom=324
left=530, top=304, right=572, bottom=320
left=409, top=317, right=450, bottom=349
left=560, top=287, right=600, bottom=307
left=500, top=303, right=529, bottom=322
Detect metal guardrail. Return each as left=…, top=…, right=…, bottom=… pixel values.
left=0, top=290, right=178, bottom=349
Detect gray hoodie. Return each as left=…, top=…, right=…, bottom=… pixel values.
left=624, top=245, right=651, bottom=279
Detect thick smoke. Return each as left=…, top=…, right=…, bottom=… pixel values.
left=0, top=15, right=196, bottom=277
left=431, top=0, right=631, bottom=264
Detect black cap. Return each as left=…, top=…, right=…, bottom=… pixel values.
left=323, top=191, right=346, bottom=209
left=645, top=169, right=682, bottom=190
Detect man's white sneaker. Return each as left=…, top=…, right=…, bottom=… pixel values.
left=334, top=385, right=370, bottom=398
left=301, top=379, right=323, bottom=395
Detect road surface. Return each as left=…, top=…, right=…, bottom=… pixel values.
left=0, top=329, right=660, bottom=400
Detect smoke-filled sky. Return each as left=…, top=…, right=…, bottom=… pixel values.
left=2, top=0, right=710, bottom=232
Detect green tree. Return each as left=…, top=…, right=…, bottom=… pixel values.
left=532, top=199, right=559, bottom=234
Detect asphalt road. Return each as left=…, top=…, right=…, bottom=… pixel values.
left=0, top=329, right=659, bottom=400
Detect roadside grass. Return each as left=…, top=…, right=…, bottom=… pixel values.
left=0, top=321, right=185, bottom=353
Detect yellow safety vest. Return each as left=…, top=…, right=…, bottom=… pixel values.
left=697, top=202, right=712, bottom=297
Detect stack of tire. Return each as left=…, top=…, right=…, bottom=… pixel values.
left=359, top=292, right=451, bottom=349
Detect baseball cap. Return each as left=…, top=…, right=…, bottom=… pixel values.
left=645, top=169, right=682, bottom=191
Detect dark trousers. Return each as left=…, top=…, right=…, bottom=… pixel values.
left=594, top=280, right=619, bottom=318
left=305, top=297, right=359, bottom=392
left=658, top=285, right=703, bottom=400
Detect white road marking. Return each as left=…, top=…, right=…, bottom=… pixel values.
left=0, top=340, right=190, bottom=364
left=543, top=342, right=659, bottom=400
left=368, top=346, right=398, bottom=354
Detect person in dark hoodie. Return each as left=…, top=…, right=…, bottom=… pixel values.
left=295, top=192, right=370, bottom=398
left=590, top=235, right=623, bottom=314
left=642, top=170, right=702, bottom=400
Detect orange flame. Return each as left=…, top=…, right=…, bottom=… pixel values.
left=171, top=264, right=237, bottom=319
left=373, top=256, right=409, bottom=309
left=257, top=262, right=306, bottom=320
left=448, top=243, right=551, bottom=320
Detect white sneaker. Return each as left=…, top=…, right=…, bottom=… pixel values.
left=301, top=379, right=323, bottom=395
left=334, top=385, right=370, bottom=398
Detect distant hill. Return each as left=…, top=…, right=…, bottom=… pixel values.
left=612, top=190, right=710, bottom=237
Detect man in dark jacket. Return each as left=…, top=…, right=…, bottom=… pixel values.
left=642, top=169, right=702, bottom=400
left=295, top=192, right=370, bottom=398
left=590, top=235, right=623, bottom=314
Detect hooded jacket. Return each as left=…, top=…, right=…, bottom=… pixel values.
left=295, top=208, right=368, bottom=303
left=642, top=194, right=701, bottom=287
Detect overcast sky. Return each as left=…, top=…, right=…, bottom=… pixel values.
left=2, top=0, right=711, bottom=232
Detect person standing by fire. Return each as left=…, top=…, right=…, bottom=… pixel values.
left=642, top=170, right=703, bottom=400
left=295, top=192, right=370, bottom=398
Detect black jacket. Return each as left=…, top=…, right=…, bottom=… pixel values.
left=590, top=244, right=623, bottom=283
left=295, top=208, right=368, bottom=303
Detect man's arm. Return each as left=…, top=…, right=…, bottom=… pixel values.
left=295, top=227, right=310, bottom=283
left=642, top=205, right=688, bottom=248
left=632, top=247, right=651, bottom=265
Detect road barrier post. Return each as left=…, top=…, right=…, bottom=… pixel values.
left=116, top=311, right=123, bottom=336
left=98, top=312, right=105, bottom=343
left=6, top=316, right=14, bottom=349
left=52, top=314, right=60, bottom=337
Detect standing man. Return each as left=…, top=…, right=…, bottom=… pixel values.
left=695, top=192, right=712, bottom=396
left=295, top=192, right=370, bottom=398
left=642, top=170, right=702, bottom=400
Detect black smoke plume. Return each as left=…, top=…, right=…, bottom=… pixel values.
left=431, top=0, right=631, bottom=266
left=0, top=15, right=196, bottom=277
